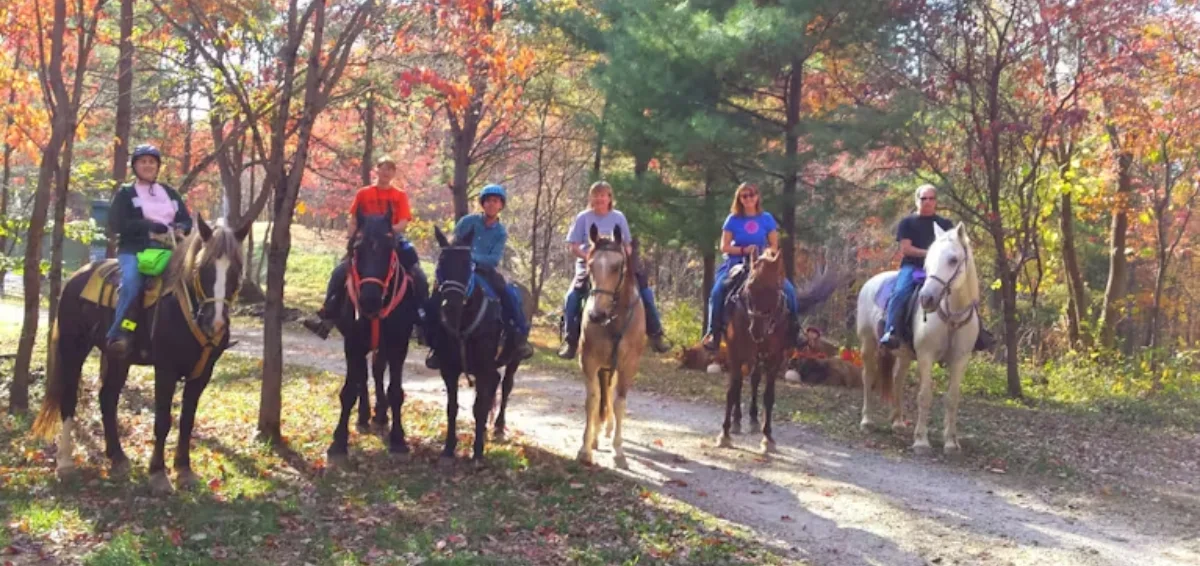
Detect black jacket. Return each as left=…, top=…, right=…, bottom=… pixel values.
left=108, top=182, right=193, bottom=254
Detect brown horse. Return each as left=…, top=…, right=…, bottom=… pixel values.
left=32, top=217, right=248, bottom=493
left=576, top=224, right=644, bottom=470
left=716, top=250, right=838, bottom=454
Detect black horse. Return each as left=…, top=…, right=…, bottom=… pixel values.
left=427, top=226, right=526, bottom=465
left=326, top=209, right=422, bottom=466
left=33, top=216, right=249, bottom=494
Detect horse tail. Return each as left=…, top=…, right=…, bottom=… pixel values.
left=31, top=319, right=66, bottom=440
left=795, top=270, right=845, bottom=317
left=876, top=348, right=896, bottom=404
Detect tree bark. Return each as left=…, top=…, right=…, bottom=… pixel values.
left=360, top=89, right=374, bottom=186
left=108, top=0, right=133, bottom=258
left=47, top=133, right=77, bottom=340
left=1098, top=130, right=1132, bottom=350
left=780, top=60, right=802, bottom=282
left=1059, top=189, right=1088, bottom=349
left=0, top=54, right=17, bottom=297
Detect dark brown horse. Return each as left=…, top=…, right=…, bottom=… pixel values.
left=32, top=216, right=248, bottom=493
left=715, top=250, right=838, bottom=454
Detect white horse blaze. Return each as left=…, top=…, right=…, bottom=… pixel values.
left=212, top=257, right=231, bottom=326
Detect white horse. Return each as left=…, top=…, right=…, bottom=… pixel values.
left=855, top=222, right=981, bottom=456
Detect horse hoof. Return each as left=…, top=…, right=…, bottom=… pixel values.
left=371, top=417, right=389, bottom=431
left=149, top=471, right=174, bottom=496
left=716, top=434, right=733, bottom=449
left=613, top=454, right=629, bottom=470
left=110, top=458, right=131, bottom=478
left=859, top=419, right=877, bottom=432
left=327, top=451, right=351, bottom=470
left=750, top=419, right=761, bottom=433
left=591, top=439, right=599, bottom=451
left=576, top=450, right=593, bottom=465
left=912, top=443, right=933, bottom=457
left=731, top=422, right=743, bottom=435
left=943, top=444, right=963, bottom=460
left=389, top=442, right=411, bottom=458
left=891, top=421, right=907, bottom=433
left=761, top=438, right=778, bottom=455
left=438, top=455, right=456, bottom=470
left=175, top=469, right=200, bottom=489
left=356, top=422, right=371, bottom=434
left=491, top=429, right=507, bottom=442
left=472, top=457, right=487, bottom=471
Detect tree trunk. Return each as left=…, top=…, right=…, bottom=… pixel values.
left=360, top=90, right=374, bottom=186
left=780, top=60, right=802, bottom=282
left=47, top=133, right=77, bottom=339
left=1059, top=189, right=1088, bottom=349
left=1099, top=132, right=1132, bottom=350
left=108, top=0, right=133, bottom=258
left=592, top=99, right=607, bottom=178
left=701, top=172, right=716, bottom=334
left=0, top=60, right=16, bottom=297
left=12, top=0, right=72, bottom=414
left=529, top=99, right=549, bottom=312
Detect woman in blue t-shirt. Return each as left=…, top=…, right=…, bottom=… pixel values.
left=702, top=183, right=800, bottom=352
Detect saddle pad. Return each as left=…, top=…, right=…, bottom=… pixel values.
left=80, top=260, right=164, bottom=309
left=872, top=269, right=927, bottom=310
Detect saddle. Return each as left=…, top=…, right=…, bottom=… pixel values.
left=873, top=270, right=926, bottom=346
left=722, top=263, right=751, bottom=308
left=80, top=260, right=167, bottom=362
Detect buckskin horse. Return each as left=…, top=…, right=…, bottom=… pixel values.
left=32, top=216, right=248, bottom=494
left=576, top=225, right=644, bottom=470
left=428, top=226, right=528, bottom=466
left=856, top=222, right=981, bottom=457
left=715, top=250, right=839, bottom=454
left=325, top=209, right=422, bottom=466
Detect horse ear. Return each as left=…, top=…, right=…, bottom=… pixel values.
left=589, top=223, right=599, bottom=245
left=234, top=219, right=252, bottom=242
left=434, top=225, right=450, bottom=248
left=955, top=221, right=969, bottom=243
left=933, top=221, right=947, bottom=240
left=197, top=214, right=213, bottom=241
left=613, top=225, right=624, bottom=245
left=461, top=227, right=476, bottom=247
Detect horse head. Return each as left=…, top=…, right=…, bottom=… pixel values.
left=434, top=225, right=476, bottom=333
left=747, top=248, right=784, bottom=299
left=171, top=214, right=249, bottom=337
left=919, top=222, right=974, bottom=312
left=585, top=223, right=629, bottom=324
left=350, top=206, right=397, bottom=317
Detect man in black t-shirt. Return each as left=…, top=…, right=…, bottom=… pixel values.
left=881, top=184, right=953, bottom=349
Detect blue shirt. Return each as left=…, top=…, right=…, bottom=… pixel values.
left=454, top=213, right=507, bottom=269
left=566, top=208, right=632, bottom=275
left=721, top=212, right=778, bottom=269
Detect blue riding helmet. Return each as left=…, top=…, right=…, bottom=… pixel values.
left=478, top=184, right=507, bottom=206
left=130, top=144, right=162, bottom=166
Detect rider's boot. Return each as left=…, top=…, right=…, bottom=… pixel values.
left=301, top=308, right=336, bottom=340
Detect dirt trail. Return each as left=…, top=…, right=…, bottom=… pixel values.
left=213, top=325, right=1200, bottom=565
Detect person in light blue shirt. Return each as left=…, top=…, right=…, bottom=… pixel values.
left=557, top=181, right=671, bottom=359
left=425, top=184, right=533, bottom=369
left=702, top=182, right=801, bottom=352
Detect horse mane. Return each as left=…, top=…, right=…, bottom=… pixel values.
left=160, top=224, right=244, bottom=294
left=941, top=227, right=980, bottom=304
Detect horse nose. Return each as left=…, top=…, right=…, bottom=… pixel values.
left=588, top=310, right=606, bottom=323
left=919, top=293, right=936, bottom=312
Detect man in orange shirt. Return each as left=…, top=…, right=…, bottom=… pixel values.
left=303, top=156, right=428, bottom=338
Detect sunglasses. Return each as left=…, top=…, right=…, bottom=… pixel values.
left=920, top=197, right=936, bottom=201
left=740, top=193, right=758, bottom=199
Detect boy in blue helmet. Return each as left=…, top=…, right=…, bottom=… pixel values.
left=425, top=184, right=533, bottom=369
left=105, top=143, right=194, bottom=358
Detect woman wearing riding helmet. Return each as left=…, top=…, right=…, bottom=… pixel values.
left=424, top=184, right=533, bottom=369
left=702, top=182, right=801, bottom=352
left=105, top=144, right=193, bottom=358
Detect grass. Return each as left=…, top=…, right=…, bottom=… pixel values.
left=0, top=323, right=797, bottom=565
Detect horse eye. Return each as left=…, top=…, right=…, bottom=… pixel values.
left=949, top=257, right=959, bottom=266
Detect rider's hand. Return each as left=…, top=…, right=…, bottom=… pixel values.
left=742, top=245, right=758, bottom=256
left=150, top=223, right=170, bottom=234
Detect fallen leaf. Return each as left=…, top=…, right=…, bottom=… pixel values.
left=653, top=439, right=664, bottom=447
left=665, top=479, right=688, bottom=488
left=781, top=515, right=794, bottom=522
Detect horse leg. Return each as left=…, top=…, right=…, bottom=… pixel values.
left=472, top=368, right=501, bottom=464
left=942, top=354, right=970, bottom=458
left=372, top=354, right=389, bottom=429
left=611, top=368, right=633, bottom=470
left=439, top=366, right=460, bottom=467
left=148, top=365, right=179, bottom=494
left=493, top=361, right=517, bottom=441
left=173, top=376, right=210, bottom=490
left=577, top=359, right=600, bottom=465
left=912, top=354, right=936, bottom=455
left=386, top=342, right=410, bottom=456
left=328, top=345, right=366, bottom=467
left=356, top=359, right=371, bottom=433
left=54, top=339, right=88, bottom=476
left=718, top=360, right=742, bottom=448
left=604, top=377, right=616, bottom=441
left=859, top=342, right=879, bottom=430
left=99, top=358, right=132, bottom=476
left=761, top=367, right=778, bottom=454
left=892, top=352, right=913, bottom=432
left=749, top=366, right=762, bottom=432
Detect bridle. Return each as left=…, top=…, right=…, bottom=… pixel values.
left=924, top=237, right=977, bottom=331
left=346, top=232, right=410, bottom=352
left=739, top=256, right=786, bottom=347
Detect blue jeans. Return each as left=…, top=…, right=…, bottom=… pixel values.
left=884, top=264, right=918, bottom=334
left=705, top=264, right=799, bottom=336
left=562, top=277, right=664, bottom=338
left=106, top=253, right=143, bottom=340
left=476, top=266, right=527, bottom=337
